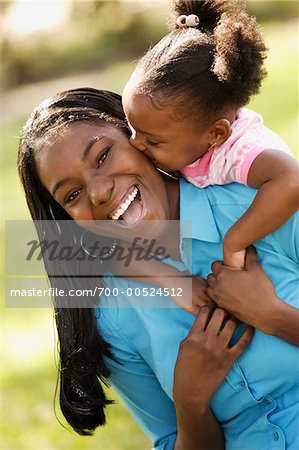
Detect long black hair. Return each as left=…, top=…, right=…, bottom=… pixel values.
left=130, top=0, right=267, bottom=125
left=18, top=88, right=130, bottom=435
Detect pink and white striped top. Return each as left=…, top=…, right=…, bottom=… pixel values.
left=180, top=108, right=291, bottom=188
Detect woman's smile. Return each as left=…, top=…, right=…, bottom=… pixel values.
left=109, top=185, right=146, bottom=225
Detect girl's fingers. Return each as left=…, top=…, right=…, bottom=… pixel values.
left=229, top=326, right=254, bottom=358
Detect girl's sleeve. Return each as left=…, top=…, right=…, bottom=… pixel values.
left=99, top=312, right=178, bottom=449
left=182, top=144, right=267, bottom=188
left=209, top=144, right=267, bottom=186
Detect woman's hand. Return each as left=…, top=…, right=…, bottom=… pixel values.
left=207, top=246, right=281, bottom=332
left=207, top=247, right=299, bottom=345
left=166, top=275, right=212, bottom=314
left=207, top=247, right=279, bottom=331
left=173, top=306, right=253, bottom=449
left=174, top=306, right=253, bottom=410
left=179, top=276, right=212, bottom=315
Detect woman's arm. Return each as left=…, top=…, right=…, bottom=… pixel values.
left=109, top=241, right=210, bottom=311
left=207, top=247, right=299, bottom=346
left=173, top=307, right=253, bottom=449
left=100, top=303, right=252, bottom=449
left=224, top=149, right=299, bottom=268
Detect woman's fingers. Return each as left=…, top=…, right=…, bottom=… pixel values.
left=205, top=308, right=229, bottom=335
left=189, top=306, right=251, bottom=361
left=207, top=286, right=218, bottom=303
left=206, top=274, right=220, bottom=303
left=229, top=326, right=254, bottom=358
left=207, top=273, right=216, bottom=287
left=211, top=260, right=223, bottom=275
left=192, top=305, right=214, bottom=332
left=218, top=318, right=238, bottom=346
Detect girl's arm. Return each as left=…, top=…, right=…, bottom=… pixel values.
left=207, top=247, right=299, bottom=346
left=224, top=149, right=299, bottom=267
left=174, top=307, right=253, bottom=449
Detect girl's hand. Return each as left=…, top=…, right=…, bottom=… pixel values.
left=223, top=231, right=246, bottom=269
left=207, top=247, right=280, bottom=332
left=173, top=306, right=253, bottom=412
left=223, top=247, right=246, bottom=269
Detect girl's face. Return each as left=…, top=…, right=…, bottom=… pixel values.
left=36, top=121, right=178, bottom=239
left=122, top=88, right=214, bottom=172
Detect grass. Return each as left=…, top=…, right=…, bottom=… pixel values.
left=249, top=21, right=298, bottom=156
left=1, top=309, right=151, bottom=449
left=1, top=20, right=298, bottom=450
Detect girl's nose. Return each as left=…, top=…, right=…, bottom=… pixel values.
left=129, top=134, right=147, bottom=152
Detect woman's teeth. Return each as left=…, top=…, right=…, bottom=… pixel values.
left=111, top=187, right=139, bottom=220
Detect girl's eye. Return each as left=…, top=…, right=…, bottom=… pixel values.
left=97, top=147, right=110, bottom=167
left=145, top=138, right=159, bottom=147
left=64, top=189, right=81, bottom=204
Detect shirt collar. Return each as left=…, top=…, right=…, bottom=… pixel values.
left=179, top=178, right=221, bottom=243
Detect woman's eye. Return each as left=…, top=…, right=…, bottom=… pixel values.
left=64, top=189, right=81, bottom=204
left=145, top=138, right=159, bottom=147
left=97, top=147, right=110, bottom=167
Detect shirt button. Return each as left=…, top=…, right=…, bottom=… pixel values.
left=239, top=381, right=245, bottom=388
left=273, top=432, right=279, bottom=441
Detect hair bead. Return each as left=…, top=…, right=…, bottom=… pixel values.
left=186, top=14, right=200, bottom=27
left=176, top=14, right=199, bottom=28
left=176, top=14, right=188, bottom=27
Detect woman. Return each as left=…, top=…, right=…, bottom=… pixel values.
left=18, top=88, right=299, bottom=449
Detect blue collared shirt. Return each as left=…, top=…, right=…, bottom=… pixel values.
left=95, top=180, right=299, bottom=450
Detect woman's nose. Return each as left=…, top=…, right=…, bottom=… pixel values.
left=129, top=134, right=147, bottom=152
left=88, top=177, right=113, bottom=206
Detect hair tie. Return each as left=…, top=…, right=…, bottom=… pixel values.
left=176, top=14, right=199, bottom=28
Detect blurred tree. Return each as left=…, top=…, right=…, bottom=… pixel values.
left=0, top=1, right=14, bottom=15
left=1, top=1, right=297, bottom=91
left=71, top=0, right=116, bottom=19
left=248, top=0, right=298, bottom=21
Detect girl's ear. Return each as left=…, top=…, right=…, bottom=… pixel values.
left=209, top=119, right=232, bottom=147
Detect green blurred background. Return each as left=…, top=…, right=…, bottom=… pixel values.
left=1, top=1, right=298, bottom=449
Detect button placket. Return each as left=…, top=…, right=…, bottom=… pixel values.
left=273, top=432, right=280, bottom=441
left=269, top=427, right=285, bottom=449
left=226, top=363, right=248, bottom=392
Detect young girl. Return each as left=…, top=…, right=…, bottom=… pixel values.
left=117, top=0, right=299, bottom=311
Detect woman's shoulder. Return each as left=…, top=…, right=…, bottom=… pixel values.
left=180, top=177, right=257, bottom=224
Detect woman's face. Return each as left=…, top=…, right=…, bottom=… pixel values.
left=36, top=121, right=177, bottom=239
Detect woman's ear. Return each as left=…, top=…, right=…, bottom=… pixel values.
left=209, top=119, right=232, bottom=147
